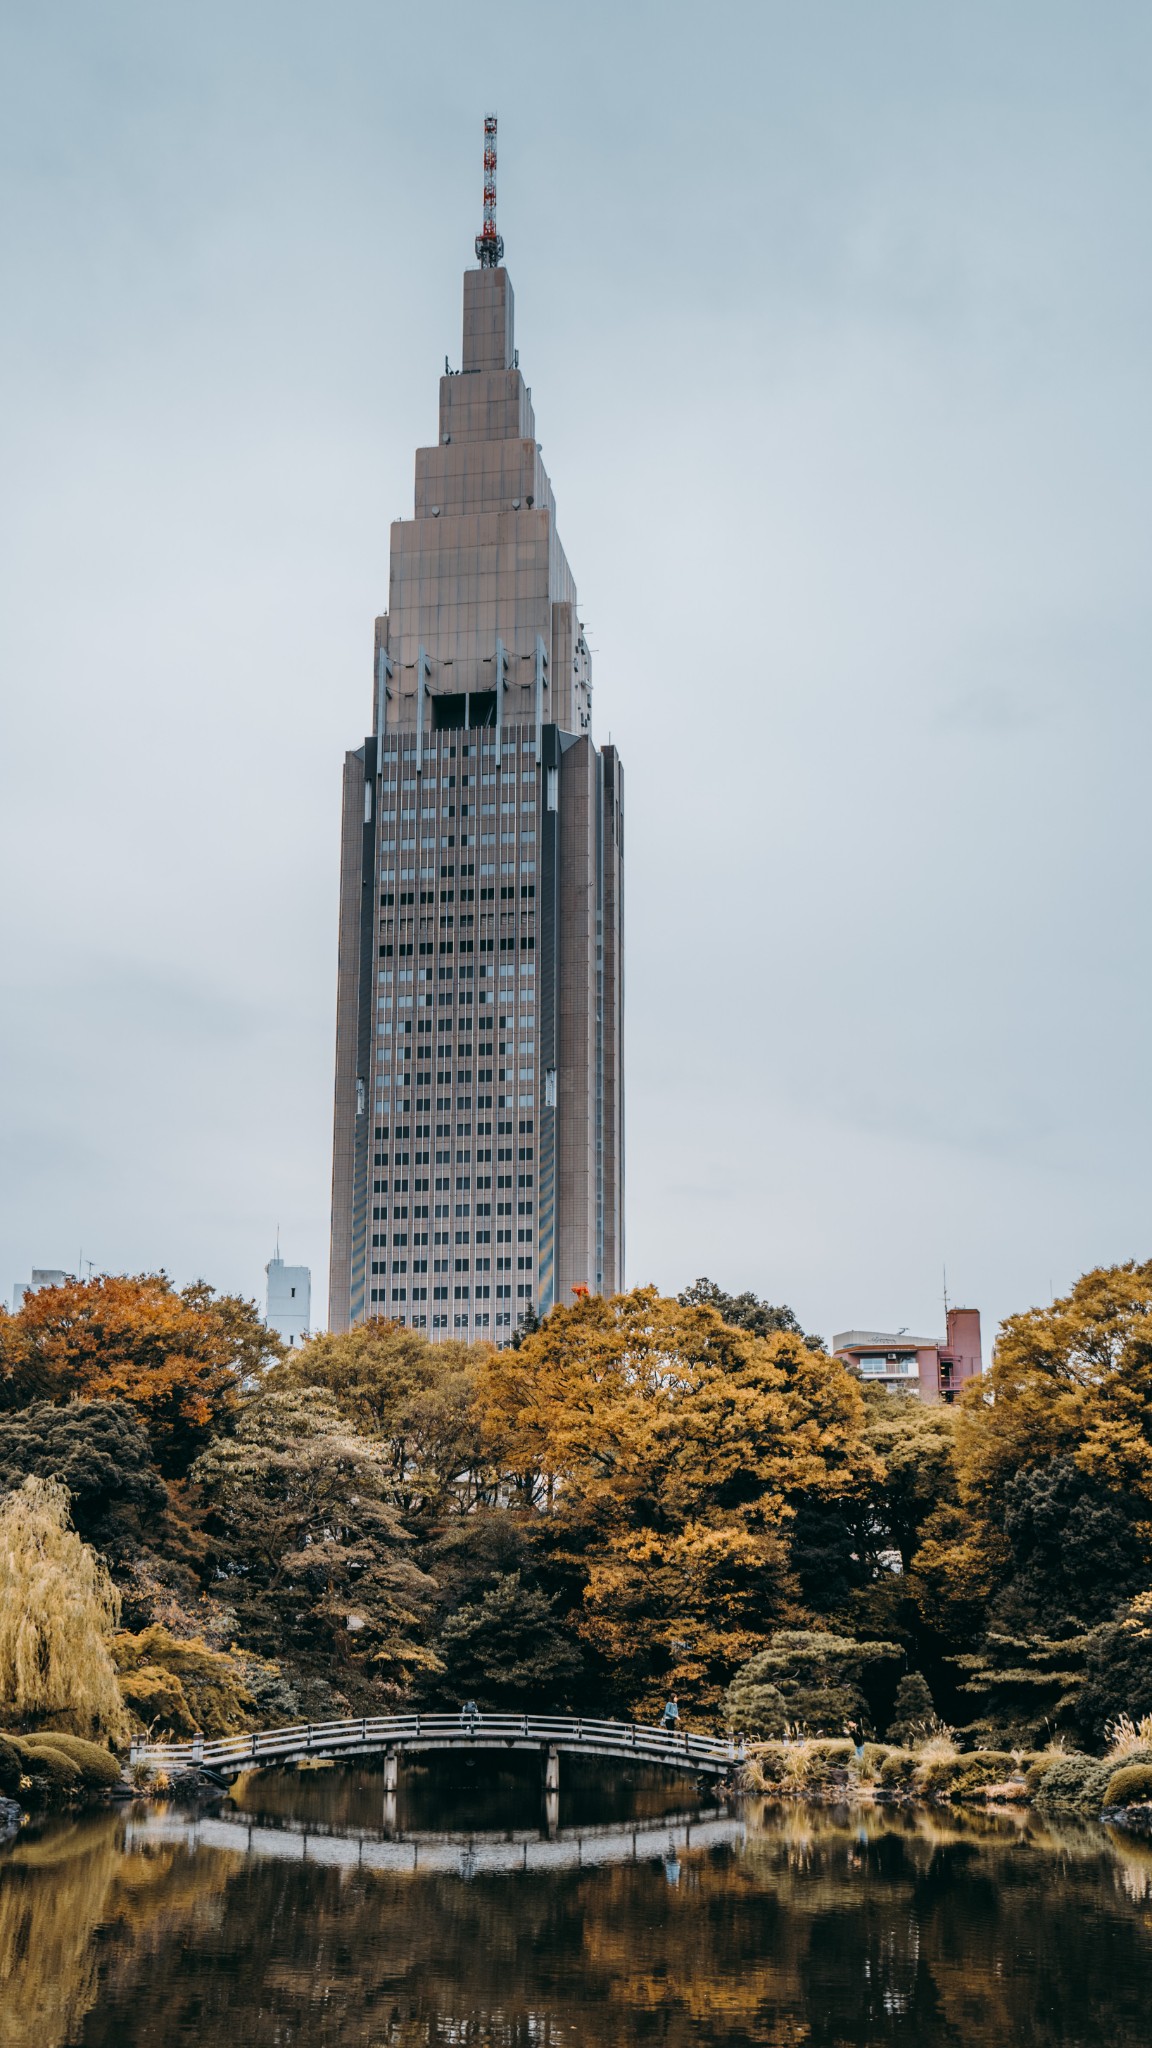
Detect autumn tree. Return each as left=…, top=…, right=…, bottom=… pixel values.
left=477, top=1288, right=874, bottom=1715
left=0, top=1476, right=129, bottom=1743
left=113, top=1627, right=261, bottom=1738
left=0, top=1274, right=279, bottom=1475
left=906, top=1263, right=1152, bottom=1740
left=956, top=1259, right=1152, bottom=1529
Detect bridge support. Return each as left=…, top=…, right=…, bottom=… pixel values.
left=543, top=1743, right=560, bottom=1837
left=383, top=1746, right=398, bottom=1834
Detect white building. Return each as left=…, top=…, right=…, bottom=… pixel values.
left=266, top=1256, right=311, bottom=1347
left=12, top=1268, right=67, bottom=1312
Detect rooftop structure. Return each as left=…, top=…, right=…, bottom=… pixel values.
left=265, top=1255, right=311, bottom=1348
left=833, top=1307, right=983, bottom=1403
left=11, top=1268, right=68, bottom=1312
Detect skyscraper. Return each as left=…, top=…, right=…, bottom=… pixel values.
left=328, top=123, right=624, bottom=1340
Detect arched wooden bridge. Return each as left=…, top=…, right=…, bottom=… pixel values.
left=130, top=1711, right=743, bottom=1784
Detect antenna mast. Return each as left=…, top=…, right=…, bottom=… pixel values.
left=475, top=114, right=504, bottom=267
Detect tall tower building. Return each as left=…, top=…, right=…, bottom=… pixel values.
left=328, top=122, right=624, bottom=1340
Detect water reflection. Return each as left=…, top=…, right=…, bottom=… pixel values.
left=1, top=1770, right=1151, bottom=2046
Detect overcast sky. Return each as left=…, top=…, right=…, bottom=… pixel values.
left=2, top=0, right=1150, bottom=1348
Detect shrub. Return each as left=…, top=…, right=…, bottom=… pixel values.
left=805, top=1738, right=855, bottom=1765
left=856, top=1742, right=893, bottom=1781
left=1103, top=1742, right=1152, bottom=1775
left=113, top=1628, right=256, bottom=1737
left=117, top=1664, right=195, bottom=1739
left=0, top=1735, right=22, bottom=1797
left=1033, top=1753, right=1113, bottom=1814
left=1104, top=1762, right=1152, bottom=1808
left=18, top=1733, right=122, bottom=1788
left=918, top=1751, right=1015, bottom=1800
left=1024, top=1751, right=1063, bottom=1789
left=792, top=1738, right=855, bottom=1790
left=878, top=1749, right=917, bottom=1788
left=15, top=1742, right=80, bottom=1791
left=746, top=1742, right=790, bottom=1785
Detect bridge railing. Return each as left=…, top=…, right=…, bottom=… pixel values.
left=129, top=1711, right=742, bottom=1773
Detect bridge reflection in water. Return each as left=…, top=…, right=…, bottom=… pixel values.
left=127, top=1805, right=744, bottom=1878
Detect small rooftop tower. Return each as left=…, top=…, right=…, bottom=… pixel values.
left=475, top=113, right=504, bottom=267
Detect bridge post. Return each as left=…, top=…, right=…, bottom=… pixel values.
left=543, top=1743, right=560, bottom=1837
left=383, top=1745, right=399, bottom=1835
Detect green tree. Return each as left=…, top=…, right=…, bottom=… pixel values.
left=276, top=1321, right=488, bottom=1521
left=678, top=1277, right=822, bottom=1347
left=0, top=1400, right=166, bottom=1558
left=885, top=1671, right=939, bottom=1743
left=193, top=1384, right=439, bottom=1699
left=437, top=1572, right=582, bottom=1706
left=723, top=1630, right=899, bottom=1736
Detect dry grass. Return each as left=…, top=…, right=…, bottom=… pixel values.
left=1104, top=1714, right=1152, bottom=1761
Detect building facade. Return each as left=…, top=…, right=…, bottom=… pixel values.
left=11, top=1268, right=67, bottom=1312
left=265, top=1255, right=312, bottom=1348
left=833, top=1307, right=982, bottom=1403
left=328, top=258, right=624, bottom=1340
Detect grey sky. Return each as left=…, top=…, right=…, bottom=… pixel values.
left=2, top=0, right=1150, bottom=1346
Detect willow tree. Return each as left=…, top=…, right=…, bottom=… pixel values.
left=0, top=1476, right=128, bottom=1743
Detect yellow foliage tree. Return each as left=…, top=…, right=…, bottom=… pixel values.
left=956, top=1259, right=1152, bottom=1510
left=477, top=1288, right=874, bottom=1713
left=0, top=1477, right=129, bottom=1744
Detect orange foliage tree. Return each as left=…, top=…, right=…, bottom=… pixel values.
left=477, top=1287, right=874, bottom=1714
left=0, top=1274, right=279, bottom=1476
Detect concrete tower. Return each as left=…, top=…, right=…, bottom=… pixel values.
left=328, top=130, right=624, bottom=1340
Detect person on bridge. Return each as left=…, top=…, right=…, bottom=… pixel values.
left=661, top=1695, right=680, bottom=1734
left=460, top=1700, right=481, bottom=1732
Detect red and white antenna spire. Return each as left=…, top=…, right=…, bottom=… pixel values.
left=475, top=113, right=504, bottom=268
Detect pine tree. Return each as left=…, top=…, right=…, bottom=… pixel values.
left=886, top=1671, right=939, bottom=1743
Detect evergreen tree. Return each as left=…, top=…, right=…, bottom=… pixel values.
left=886, top=1671, right=938, bottom=1743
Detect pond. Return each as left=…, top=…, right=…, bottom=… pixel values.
left=2, top=1757, right=1151, bottom=2045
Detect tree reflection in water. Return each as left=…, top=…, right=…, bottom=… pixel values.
left=2, top=1782, right=1152, bottom=2047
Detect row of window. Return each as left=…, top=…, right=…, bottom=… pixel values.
left=380, top=938, right=536, bottom=957
left=374, top=1119, right=533, bottom=1142
left=374, top=1147, right=533, bottom=1166
left=373, top=1284, right=534, bottom=1303
left=380, top=884, right=535, bottom=906
left=371, top=1258, right=522, bottom=1275
left=379, top=798, right=536, bottom=815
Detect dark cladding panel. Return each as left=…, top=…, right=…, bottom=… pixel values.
left=328, top=747, right=368, bottom=1333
